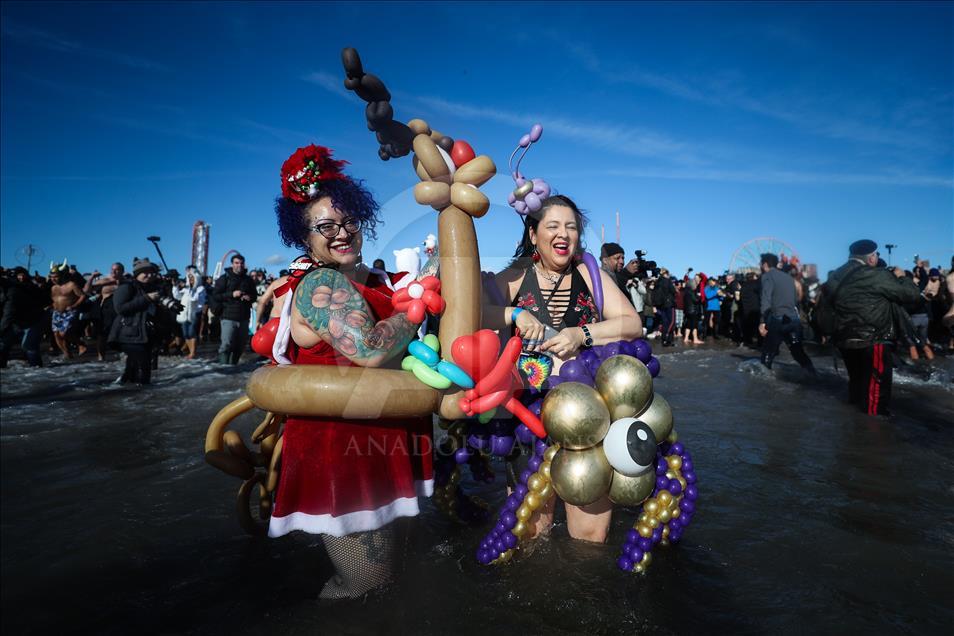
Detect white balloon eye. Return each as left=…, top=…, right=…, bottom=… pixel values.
left=603, top=417, right=657, bottom=477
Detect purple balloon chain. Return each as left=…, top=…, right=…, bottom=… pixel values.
left=476, top=438, right=549, bottom=565
left=616, top=441, right=697, bottom=572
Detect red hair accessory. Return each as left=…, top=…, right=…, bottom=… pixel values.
left=280, top=145, right=348, bottom=203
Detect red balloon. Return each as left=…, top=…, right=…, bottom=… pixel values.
left=252, top=317, right=280, bottom=360
left=473, top=336, right=521, bottom=395
left=450, top=140, right=476, bottom=167
left=451, top=329, right=501, bottom=381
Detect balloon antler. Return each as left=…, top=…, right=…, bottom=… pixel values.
left=506, top=124, right=551, bottom=217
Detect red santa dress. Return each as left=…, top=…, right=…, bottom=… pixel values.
left=268, top=271, right=434, bottom=538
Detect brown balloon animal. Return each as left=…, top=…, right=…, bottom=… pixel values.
left=204, top=47, right=496, bottom=535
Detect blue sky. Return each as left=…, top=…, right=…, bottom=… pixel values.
left=2, top=1, right=951, bottom=279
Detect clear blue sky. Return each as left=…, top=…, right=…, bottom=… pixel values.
left=2, top=1, right=951, bottom=278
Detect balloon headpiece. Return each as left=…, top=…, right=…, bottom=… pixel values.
left=280, top=144, right=349, bottom=203
left=506, top=124, right=551, bottom=217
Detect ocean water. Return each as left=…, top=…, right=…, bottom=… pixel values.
left=1, top=344, right=952, bottom=634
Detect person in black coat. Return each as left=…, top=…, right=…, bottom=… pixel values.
left=653, top=268, right=677, bottom=347
left=681, top=275, right=703, bottom=344
left=0, top=267, right=46, bottom=367
left=109, top=258, right=160, bottom=385
left=212, top=253, right=257, bottom=364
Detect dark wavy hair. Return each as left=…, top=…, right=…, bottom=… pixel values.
left=275, top=177, right=381, bottom=252
left=511, top=194, right=588, bottom=266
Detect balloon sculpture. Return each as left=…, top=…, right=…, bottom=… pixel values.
left=203, top=48, right=697, bottom=573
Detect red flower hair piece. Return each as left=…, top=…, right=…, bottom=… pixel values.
left=280, top=144, right=349, bottom=203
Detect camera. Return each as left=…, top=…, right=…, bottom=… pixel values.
left=156, top=295, right=184, bottom=314
left=634, top=250, right=647, bottom=258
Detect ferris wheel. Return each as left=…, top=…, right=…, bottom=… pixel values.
left=728, top=237, right=799, bottom=274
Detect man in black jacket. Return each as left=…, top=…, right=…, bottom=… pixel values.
left=654, top=268, right=677, bottom=347
left=109, top=258, right=160, bottom=385
left=0, top=267, right=46, bottom=367
left=826, top=240, right=920, bottom=416
left=212, top=254, right=257, bottom=364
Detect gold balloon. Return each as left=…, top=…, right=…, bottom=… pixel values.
left=638, top=524, right=653, bottom=538
left=634, top=563, right=645, bottom=573
left=527, top=474, right=546, bottom=493
left=538, top=482, right=553, bottom=500
left=658, top=491, right=673, bottom=506
left=540, top=462, right=551, bottom=480
left=644, top=499, right=660, bottom=516
left=516, top=505, right=532, bottom=521
left=541, top=383, right=610, bottom=449
left=641, top=552, right=652, bottom=567
left=544, top=445, right=560, bottom=462
left=595, top=355, right=653, bottom=420
left=672, top=508, right=681, bottom=519
left=513, top=520, right=528, bottom=537
left=550, top=445, right=613, bottom=506
left=525, top=492, right=542, bottom=510
left=667, top=455, right=683, bottom=471
left=635, top=393, right=673, bottom=443
left=608, top=470, right=655, bottom=506
left=648, top=517, right=660, bottom=529
left=658, top=508, right=672, bottom=523
left=667, top=428, right=679, bottom=444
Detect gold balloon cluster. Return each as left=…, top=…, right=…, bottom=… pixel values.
left=629, top=451, right=687, bottom=574
left=543, top=356, right=673, bottom=508
left=491, top=443, right=558, bottom=564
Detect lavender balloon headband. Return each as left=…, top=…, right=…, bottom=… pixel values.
left=506, top=124, right=550, bottom=216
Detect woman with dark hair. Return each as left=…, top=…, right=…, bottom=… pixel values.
left=484, top=194, right=642, bottom=543
left=265, top=144, right=431, bottom=600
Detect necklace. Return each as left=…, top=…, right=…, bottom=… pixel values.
left=535, top=263, right=568, bottom=285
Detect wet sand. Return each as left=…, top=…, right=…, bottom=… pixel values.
left=1, top=342, right=952, bottom=634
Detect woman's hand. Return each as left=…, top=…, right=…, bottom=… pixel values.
left=514, top=309, right=547, bottom=351
left=541, top=326, right=586, bottom=360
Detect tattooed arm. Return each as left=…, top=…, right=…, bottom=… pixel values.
left=291, top=268, right=418, bottom=367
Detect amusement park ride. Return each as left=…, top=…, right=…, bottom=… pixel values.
left=728, top=237, right=802, bottom=274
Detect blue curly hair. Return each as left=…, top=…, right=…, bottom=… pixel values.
left=275, top=178, right=381, bottom=252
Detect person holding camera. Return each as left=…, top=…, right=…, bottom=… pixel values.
left=108, top=258, right=161, bottom=385
left=212, top=254, right=257, bottom=364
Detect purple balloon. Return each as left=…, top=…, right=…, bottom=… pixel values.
left=529, top=123, right=543, bottom=142
left=627, top=545, right=644, bottom=563
left=683, top=459, right=694, bottom=473
left=467, top=434, right=487, bottom=450
left=626, top=528, right=639, bottom=543
left=669, top=529, right=682, bottom=543
left=495, top=521, right=507, bottom=534
left=685, top=485, right=698, bottom=501
left=617, top=555, right=634, bottom=572
left=514, top=200, right=527, bottom=215
left=647, top=356, right=661, bottom=377
left=454, top=448, right=471, bottom=464
left=519, top=134, right=531, bottom=148
left=495, top=538, right=506, bottom=553
left=679, top=499, right=695, bottom=514
left=581, top=253, right=603, bottom=318
left=515, top=484, right=529, bottom=499
left=529, top=399, right=543, bottom=416
left=579, top=348, right=602, bottom=378
left=501, top=511, right=517, bottom=528
left=559, top=358, right=590, bottom=383
left=524, top=191, right=541, bottom=212
left=638, top=537, right=653, bottom=552
left=519, top=469, right=533, bottom=484
left=684, top=470, right=696, bottom=484
left=478, top=550, right=493, bottom=564
left=514, top=423, right=535, bottom=445
left=652, top=527, right=663, bottom=543
left=505, top=494, right=522, bottom=511
left=528, top=455, right=542, bottom=472
left=533, top=179, right=550, bottom=198
left=633, top=340, right=652, bottom=363
left=602, top=342, right=623, bottom=359
left=669, top=479, right=682, bottom=495
left=656, top=457, right=668, bottom=475
left=546, top=375, right=565, bottom=388
left=504, top=531, right=518, bottom=549
left=618, top=339, right=637, bottom=357
left=656, top=476, right=669, bottom=490
left=490, top=435, right=515, bottom=456
left=671, top=442, right=685, bottom=455
left=507, top=191, right=516, bottom=205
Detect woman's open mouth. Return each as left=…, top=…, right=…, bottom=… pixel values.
left=553, top=241, right=570, bottom=256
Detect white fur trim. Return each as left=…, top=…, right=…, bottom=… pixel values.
left=272, top=293, right=294, bottom=365
left=268, top=479, right=434, bottom=538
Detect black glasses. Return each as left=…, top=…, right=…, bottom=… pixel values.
left=311, top=218, right=362, bottom=239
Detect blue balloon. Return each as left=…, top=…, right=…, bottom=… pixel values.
left=579, top=348, right=601, bottom=377
left=633, top=339, right=652, bottom=363
left=618, top=339, right=637, bottom=357
left=647, top=356, right=660, bottom=377
left=559, top=358, right=590, bottom=383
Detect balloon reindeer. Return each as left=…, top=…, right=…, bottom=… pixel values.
left=203, top=47, right=502, bottom=534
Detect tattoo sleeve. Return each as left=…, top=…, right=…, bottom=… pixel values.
left=294, top=268, right=418, bottom=366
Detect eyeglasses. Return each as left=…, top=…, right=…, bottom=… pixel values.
left=311, top=218, right=362, bottom=239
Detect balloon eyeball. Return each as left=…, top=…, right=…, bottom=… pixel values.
left=436, top=146, right=456, bottom=177
left=603, top=418, right=657, bottom=477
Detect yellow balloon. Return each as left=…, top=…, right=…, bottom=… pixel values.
left=634, top=563, right=645, bottom=573
left=595, top=355, right=654, bottom=420
left=667, top=428, right=679, bottom=444
left=641, top=552, right=652, bottom=567
left=550, top=445, right=613, bottom=506
left=648, top=517, right=660, bottom=529
left=609, top=470, right=655, bottom=506
left=644, top=500, right=660, bottom=516
left=672, top=508, right=681, bottom=519
left=540, top=462, right=551, bottom=480
left=525, top=492, right=542, bottom=510
left=516, top=505, right=532, bottom=521
left=658, top=491, right=673, bottom=506
left=513, top=520, right=528, bottom=537
left=527, top=474, right=546, bottom=493
left=540, top=383, right=610, bottom=449
left=638, top=524, right=653, bottom=538
left=544, top=444, right=560, bottom=462
left=667, top=455, right=683, bottom=471
left=635, top=393, right=673, bottom=443
left=538, top=482, right=553, bottom=501
left=658, top=508, right=672, bottom=523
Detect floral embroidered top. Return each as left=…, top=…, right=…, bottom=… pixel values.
left=511, top=265, right=598, bottom=330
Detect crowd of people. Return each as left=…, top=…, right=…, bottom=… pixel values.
left=0, top=255, right=287, bottom=380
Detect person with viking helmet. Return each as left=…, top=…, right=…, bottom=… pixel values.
left=263, top=145, right=432, bottom=600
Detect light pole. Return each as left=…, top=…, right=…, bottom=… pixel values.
left=147, top=236, right=170, bottom=272
left=884, top=244, right=897, bottom=266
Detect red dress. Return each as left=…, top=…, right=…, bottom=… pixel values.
left=268, top=272, right=433, bottom=538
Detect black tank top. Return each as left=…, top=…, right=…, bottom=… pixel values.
left=511, top=265, right=598, bottom=329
